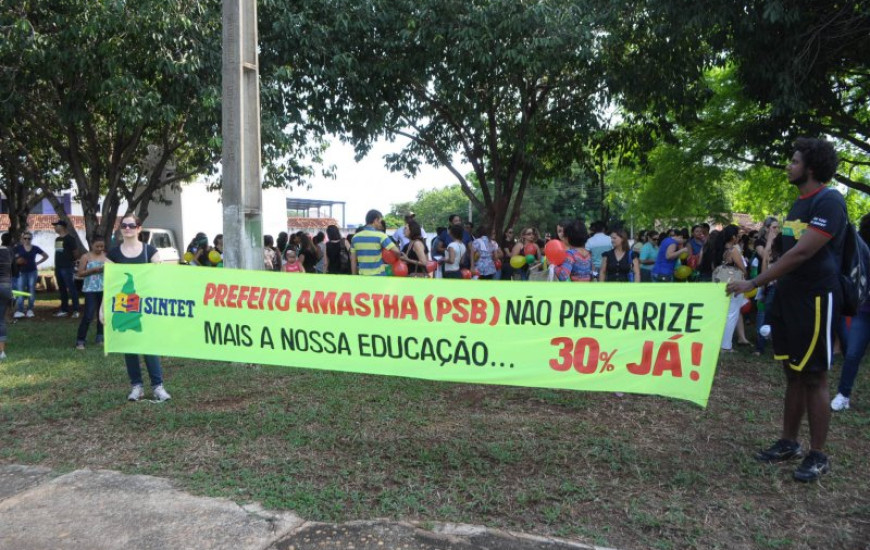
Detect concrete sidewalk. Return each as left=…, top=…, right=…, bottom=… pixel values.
left=0, top=465, right=617, bottom=550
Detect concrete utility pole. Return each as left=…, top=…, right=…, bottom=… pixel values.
left=221, top=0, right=263, bottom=269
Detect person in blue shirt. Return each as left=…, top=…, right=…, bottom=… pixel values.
left=651, top=228, right=691, bottom=282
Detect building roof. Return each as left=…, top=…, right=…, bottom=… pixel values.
left=3, top=214, right=343, bottom=234
left=0, top=214, right=96, bottom=232
left=287, top=217, right=340, bottom=231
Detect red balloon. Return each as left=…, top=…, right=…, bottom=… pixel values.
left=494, top=259, right=502, bottom=270
left=740, top=300, right=753, bottom=315
left=543, top=239, right=567, bottom=266
left=426, top=260, right=437, bottom=273
left=392, top=261, right=409, bottom=277
left=523, top=243, right=537, bottom=256
left=460, top=268, right=472, bottom=279
left=382, top=248, right=399, bottom=264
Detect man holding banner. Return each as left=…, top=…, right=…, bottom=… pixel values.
left=727, top=137, right=844, bottom=482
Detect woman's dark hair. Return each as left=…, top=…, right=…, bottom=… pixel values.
left=264, top=234, right=274, bottom=247
left=501, top=228, right=515, bottom=247
left=712, top=225, right=739, bottom=268
left=313, top=231, right=325, bottom=245
left=408, top=220, right=423, bottom=241
left=298, top=232, right=317, bottom=256
left=91, top=234, right=106, bottom=244
left=276, top=231, right=289, bottom=252
left=564, top=219, right=589, bottom=248
left=858, top=214, right=870, bottom=246
left=449, top=224, right=464, bottom=240
left=213, top=234, right=223, bottom=247
left=699, top=230, right=719, bottom=272
left=473, top=225, right=490, bottom=239
left=120, top=213, right=142, bottom=226
left=793, top=137, right=839, bottom=183
left=326, top=225, right=342, bottom=241
left=611, top=228, right=630, bottom=253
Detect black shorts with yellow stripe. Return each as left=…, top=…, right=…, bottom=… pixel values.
left=769, top=289, right=838, bottom=373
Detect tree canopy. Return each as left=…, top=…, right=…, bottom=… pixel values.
left=267, top=0, right=622, bottom=236
left=0, top=0, right=326, bottom=243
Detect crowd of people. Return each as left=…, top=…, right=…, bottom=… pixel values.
left=0, top=138, right=864, bottom=483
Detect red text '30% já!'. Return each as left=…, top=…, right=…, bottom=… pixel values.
left=549, top=335, right=705, bottom=381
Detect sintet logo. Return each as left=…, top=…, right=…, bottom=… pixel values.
left=112, top=273, right=143, bottom=333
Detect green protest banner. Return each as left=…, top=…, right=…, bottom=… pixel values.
left=104, top=264, right=730, bottom=407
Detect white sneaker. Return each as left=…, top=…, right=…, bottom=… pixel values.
left=72, top=312, right=80, bottom=318
left=127, top=385, right=144, bottom=402
left=153, top=385, right=171, bottom=402
left=54, top=311, right=68, bottom=317
left=830, top=393, right=850, bottom=411
left=13, top=311, right=24, bottom=319
left=0, top=351, right=6, bottom=360
left=25, top=310, right=35, bottom=318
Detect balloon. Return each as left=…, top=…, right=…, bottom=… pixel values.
left=392, top=261, right=409, bottom=277
left=384, top=264, right=393, bottom=276
left=216, top=262, right=224, bottom=268
left=674, top=265, right=693, bottom=280
left=473, top=251, right=480, bottom=261
left=510, top=255, right=526, bottom=269
left=744, top=287, right=758, bottom=299
left=543, top=239, right=567, bottom=266
left=382, top=248, right=399, bottom=264
left=472, top=268, right=480, bottom=277
left=208, top=250, right=222, bottom=264
left=525, top=254, right=536, bottom=265
left=460, top=268, right=472, bottom=279
left=183, top=251, right=194, bottom=263
left=426, top=260, right=437, bottom=273
left=494, top=259, right=502, bottom=270
left=740, top=301, right=753, bottom=315
left=524, top=243, right=537, bottom=256
left=679, top=252, right=689, bottom=261
left=687, top=254, right=699, bottom=270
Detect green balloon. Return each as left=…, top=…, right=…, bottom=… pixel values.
left=525, top=254, right=536, bottom=264
left=384, top=264, right=394, bottom=276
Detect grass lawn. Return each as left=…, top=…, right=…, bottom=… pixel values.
left=2, top=299, right=869, bottom=550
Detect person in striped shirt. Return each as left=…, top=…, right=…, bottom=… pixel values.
left=351, top=209, right=400, bottom=276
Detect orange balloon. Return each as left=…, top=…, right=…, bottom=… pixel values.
left=382, top=248, right=399, bottom=264
left=543, top=239, right=567, bottom=266
left=524, top=243, right=537, bottom=256
left=426, top=260, right=437, bottom=273
left=392, top=261, right=409, bottom=277
left=460, top=268, right=472, bottom=279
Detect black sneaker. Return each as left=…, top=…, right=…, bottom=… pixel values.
left=755, top=439, right=804, bottom=462
left=793, top=450, right=830, bottom=482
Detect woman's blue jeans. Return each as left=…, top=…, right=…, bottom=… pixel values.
left=16, top=271, right=38, bottom=312
left=125, top=355, right=163, bottom=387
left=76, top=292, right=104, bottom=344
left=838, top=309, right=870, bottom=398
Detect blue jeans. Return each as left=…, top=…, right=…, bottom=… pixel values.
left=0, top=283, right=11, bottom=343
left=651, top=273, right=673, bottom=282
left=125, top=355, right=163, bottom=387
left=76, top=292, right=104, bottom=344
left=16, top=271, right=38, bottom=312
left=55, top=267, right=80, bottom=313
left=838, top=309, right=870, bottom=398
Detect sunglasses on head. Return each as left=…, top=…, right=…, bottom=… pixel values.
left=120, top=222, right=138, bottom=229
